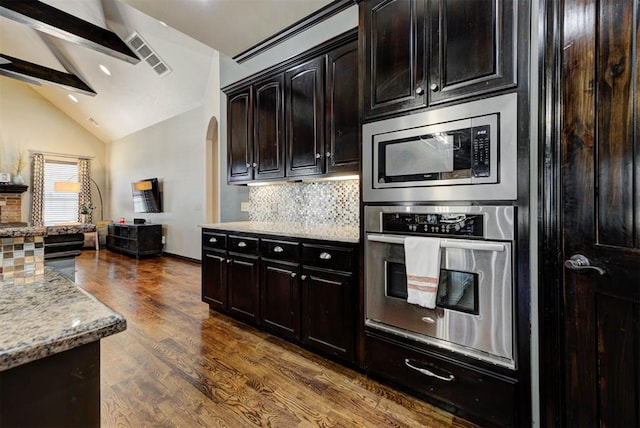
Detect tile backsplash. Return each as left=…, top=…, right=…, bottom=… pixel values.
left=248, top=179, right=359, bottom=227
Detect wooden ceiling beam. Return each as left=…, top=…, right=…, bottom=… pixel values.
left=0, top=54, right=96, bottom=96
left=0, top=0, right=139, bottom=64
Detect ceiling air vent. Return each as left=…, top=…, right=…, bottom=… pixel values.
left=126, top=32, right=171, bottom=77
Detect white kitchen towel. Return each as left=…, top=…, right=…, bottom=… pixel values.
left=404, top=237, right=442, bottom=309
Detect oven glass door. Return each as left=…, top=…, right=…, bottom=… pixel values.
left=365, top=234, right=515, bottom=369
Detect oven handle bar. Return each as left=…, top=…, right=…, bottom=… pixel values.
left=366, top=234, right=505, bottom=252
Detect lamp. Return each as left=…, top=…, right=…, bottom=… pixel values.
left=54, top=176, right=104, bottom=221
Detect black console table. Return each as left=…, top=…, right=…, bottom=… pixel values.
left=106, top=223, right=163, bottom=258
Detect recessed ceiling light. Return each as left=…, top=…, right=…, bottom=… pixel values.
left=68, top=94, right=79, bottom=103
left=99, top=64, right=111, bottom=76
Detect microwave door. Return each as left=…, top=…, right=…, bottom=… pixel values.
left=383, top=134, right=454, bottom=181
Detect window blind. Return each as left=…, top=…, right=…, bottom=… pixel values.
left=43, top=160, right=78, bottom=225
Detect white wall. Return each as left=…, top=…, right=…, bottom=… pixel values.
left=0, top=79, right=107, bottom=222
left=217, top=5, right=358, bottom=222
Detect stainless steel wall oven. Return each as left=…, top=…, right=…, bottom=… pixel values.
left=364, top=205, right=516, bottom=369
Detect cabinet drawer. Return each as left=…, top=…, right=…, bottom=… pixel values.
left=260, top=239, right=300, bottom=261
left=366, top=333, right=516, bottom=427
left=203, top=231, right=226, bottom=249
left=228, top=235, right=259, bottom=254
left=302, top=244, right=353, bottom=272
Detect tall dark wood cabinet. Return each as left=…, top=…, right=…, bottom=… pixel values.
left=227, top=88, right=253, bottom=182
left=325, top=40, right=360, bottom=174
left=253, top=75, right=285, bottom=180
left=361, top=0, right=428, bottom=119
left=285, top=56, right=325, bottom=177
left=427, top=0, right=516, bottom=104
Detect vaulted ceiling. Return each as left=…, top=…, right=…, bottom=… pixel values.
left=0, top=0, right=334, bottom=142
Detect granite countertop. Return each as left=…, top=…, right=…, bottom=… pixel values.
left=199, top=221, right=360, bottom=243
left=0, top=223, right=96, bottom=238
left=0, top=268, right=126, bottom=371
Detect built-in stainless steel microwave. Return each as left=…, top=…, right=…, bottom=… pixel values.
left=363, top=93, right=518, bottom=202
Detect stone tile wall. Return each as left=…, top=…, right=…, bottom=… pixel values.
left=248, top=179, right=359, bottom=227
left=0, top=236, right=45, bottom=284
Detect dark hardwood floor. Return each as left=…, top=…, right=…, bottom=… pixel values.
left=75, top=249, right=478, bottom=427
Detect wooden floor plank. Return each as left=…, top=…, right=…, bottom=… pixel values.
left=74, top=250, right=479, bottom=427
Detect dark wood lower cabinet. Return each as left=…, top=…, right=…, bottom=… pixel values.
left=301, top=267, right=355, bottom=363
left=201, top=229, right=358, bottom=365
left=366, top=332, right=517, bottom=427
left=260, top=259, right=300, bottom=340
left=0, top=342, right=100, bottom=428
left=202, top=248, right=227, bottom=311
left=227, top=253, right=259, bottom=323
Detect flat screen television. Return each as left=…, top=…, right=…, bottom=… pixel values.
left=132, top=178, right=162, bottom=213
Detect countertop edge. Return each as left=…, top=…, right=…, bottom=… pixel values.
left=198, top=221, right=360, bottom=244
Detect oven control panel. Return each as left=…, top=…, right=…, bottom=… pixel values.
left=381, top=212, right=484, bottom=237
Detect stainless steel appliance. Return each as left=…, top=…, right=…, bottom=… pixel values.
left=362, top=93, right=518, bottom=202
left=364, top=205, right=516, bottom=369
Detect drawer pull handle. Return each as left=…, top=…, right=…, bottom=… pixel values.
left=319, top=252, right=332, bottom=260
left=237, top=241, right=247, bottom=248
left=209, top=237, right=217, bottom=243
left=273, top=246, right=284, bottom=253
left=404, top=359, right=455, bottom=382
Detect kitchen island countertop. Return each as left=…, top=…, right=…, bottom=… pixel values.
left=199, top=221, right=360, bottom=243
left=0, top=268, right=126, bottom=371
left=0, top=223, right=96, bottom=238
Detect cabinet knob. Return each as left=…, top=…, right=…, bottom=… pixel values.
left=252, top=163, right=258, bottom=168
left=209, top=237, right=217, bottom=243
left=325, top=152, right=332, bottom=158
left=237, top=241, right=247, bottom=248
left=319, top=252, right=332, bottom=260
left=301, top=275, right=307, bottom=280
left=415, top=86, right=424, bottom=95
left=227, top=259, right=232, bottom=263
left=273, top=245, right=284, bottom=253
left=246, top=163, right=251, bottom=168
left=430, top=83, right=439, bottom=92
left=291, top=272, right=297, bottom=278
left=315, top=153, right=322, bottom=159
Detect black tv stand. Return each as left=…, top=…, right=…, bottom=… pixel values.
left=106, top=223, right=163, bottom=258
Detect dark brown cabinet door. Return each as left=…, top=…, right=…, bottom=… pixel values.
left=227, top=253, right=259, bottom=323
left=428, top=0, right=516, bottom=104
left=301, top=267, right=354, bottom=363
left=260, top=259, right=300, bottom=340
left=253, top=75, right=285, bottom=180
left=227, top=87, right=253, bottom=182
left=325, top=40, right=360, bottom=174
left=285, top=56, right=325, bottom=177
left=361, top=0, right=427, bottom=119
left=202, top=249, right=227, bottom=311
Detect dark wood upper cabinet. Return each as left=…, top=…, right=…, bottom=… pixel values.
left=428, top=0, right=516, bottom=104
left=227, top=88, right=253, bottom=182
left=360, top=0, right=517, bottom=119
left=325, top=40, right=360, bottom=174
left=285, top=56, right=325, bottom=177
left=223, top=30, right=358, bottom=183
left=253, top=75, right=285, bottom=180
left=361, top=0, right=428, bottom=120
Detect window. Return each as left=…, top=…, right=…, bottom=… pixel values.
left=43, top=160, right=78, bottom=225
